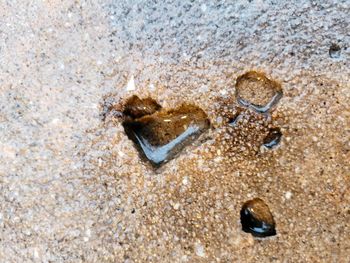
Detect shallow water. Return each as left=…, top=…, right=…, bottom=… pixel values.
left=235, top=71, right=283, bottom=113
left=121, top=102, right=210, bottom=166
left=240, top=198, right=276, bottom=237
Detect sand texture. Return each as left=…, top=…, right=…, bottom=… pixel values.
left=0, top=1, right=349, bottom=262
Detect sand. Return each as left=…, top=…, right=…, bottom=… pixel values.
left=0, top=0, right=349, bottom=262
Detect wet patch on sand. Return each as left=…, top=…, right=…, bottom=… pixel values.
left=240, top=198, right=276, bottom=237
left=84, top=66, right=349, bottom=262
left=122, top=98, right=210, bottom=167
left=102, top=95, right=211, bottom=167
left=235, top=71, right=283, bottom=114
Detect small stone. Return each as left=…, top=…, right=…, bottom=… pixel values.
left=33, top=248, right=39, bottom=259
left=149, top=83, right=155, bottom=90
left=194, top=243, right=205, bottom=257
left=285, top=191, right=292, bottom=200
left=118, top=151, right=125, bottom=157
left=216, top=116, right=223, bottom=124
left=235, top=71, right=283, bottom=113
left=126, top=75, right=136, bottom=91
left=123, top=95, right=161, bottom=119
left=240, top=198, right=276, bottom=237
left=182, top=176, right=189, bottom=185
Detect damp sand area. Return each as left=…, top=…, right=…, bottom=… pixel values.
left=0, top=1, right=349, bottom=262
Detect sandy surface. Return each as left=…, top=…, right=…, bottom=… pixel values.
left=0, top=0, right=349, bottom=262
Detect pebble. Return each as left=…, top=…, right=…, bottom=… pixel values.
left=126, top=75, right=136, bottom=91
left=285, top=191, right=292, bottom=200
left=194, top=243, right=205, bottom=257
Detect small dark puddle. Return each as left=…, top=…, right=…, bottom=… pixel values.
left=240, top=198, right=276, bottom=237
left=228, top=109, right=244, bottom=127
left=263, top=128, right=282, bottom=149
left=329, top=43, right=341, bottom=59
left=122, top=96, right=210, bottom=167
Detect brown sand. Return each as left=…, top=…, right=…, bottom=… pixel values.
left=0, top=1, right=349, bottom=262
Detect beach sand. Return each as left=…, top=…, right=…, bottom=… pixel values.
left=0, top=1, right=349, bottom=262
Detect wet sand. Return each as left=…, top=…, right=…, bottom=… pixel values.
left=0, top=1, right=349, bottom=262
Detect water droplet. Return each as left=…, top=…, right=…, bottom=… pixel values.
left=123, top=95, right=161, bottom=119
left=329, top=43, right=341, bottom=58
left=228, top=109, right=243, bottom=127
left=123, top=104, right=210, bottom=166
left=240, top=198, right=276, bottom=237
left=263, top=127, right=282, bottom=149
left=235, top=71, right=282, bottom=113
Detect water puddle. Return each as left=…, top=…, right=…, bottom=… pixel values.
left=227, top=108, right=244, bottom=127
left=235, top=71, right=282, bottom=113
left=240, top=198, right=276, bottom=237
left=122, top=97, right=210, bottom=167
left=263, top=127, right=282, bottom=149
left=329, top=43, right=341, bottom=59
